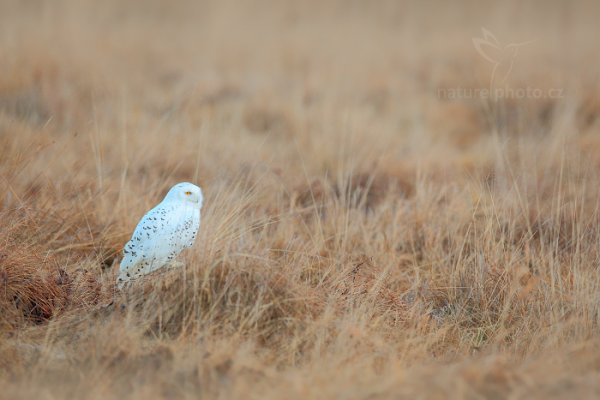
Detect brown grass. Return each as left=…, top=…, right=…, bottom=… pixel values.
left=2, top=0, right=600, bottom=398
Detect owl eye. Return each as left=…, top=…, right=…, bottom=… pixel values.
left=184, top=191, right=192, bottom=196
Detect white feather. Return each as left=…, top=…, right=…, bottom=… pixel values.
left=117, top=182, right=202, bottom=288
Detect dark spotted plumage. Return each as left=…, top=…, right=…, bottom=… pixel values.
left=117, top=183, right=203, bottom=289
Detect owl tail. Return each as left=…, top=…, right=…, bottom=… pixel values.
left=116, top=272, right=130, bottom=290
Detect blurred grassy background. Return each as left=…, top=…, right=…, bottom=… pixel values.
left=2, top=0, right=600, bottom=398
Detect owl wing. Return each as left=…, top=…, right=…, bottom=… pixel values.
left=119, top=202, right=187, bottom=283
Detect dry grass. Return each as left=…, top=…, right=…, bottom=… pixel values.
left=2, top=0, right=600, bottom=398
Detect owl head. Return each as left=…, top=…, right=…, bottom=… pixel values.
left=165, top=182, right=203, bottom=208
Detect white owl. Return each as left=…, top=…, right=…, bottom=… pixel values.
left=117, top=182, right=203, bottom=289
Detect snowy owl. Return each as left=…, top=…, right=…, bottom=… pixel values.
left=117, top=182, right=203, bottom=289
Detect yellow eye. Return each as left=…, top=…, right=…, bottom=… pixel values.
left=185, top=191, right=192, bottom=195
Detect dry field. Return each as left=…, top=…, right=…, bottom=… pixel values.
left=2, top=0, right=600, bottom=398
